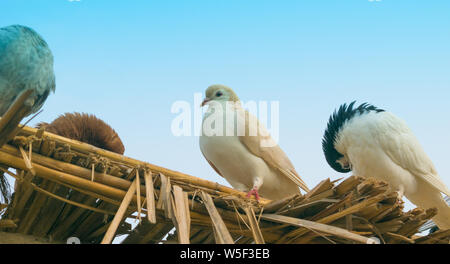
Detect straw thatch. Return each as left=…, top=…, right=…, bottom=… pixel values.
left=0, top=99, right=449, bottom=244
left=36, top=112, right=125, bottom=155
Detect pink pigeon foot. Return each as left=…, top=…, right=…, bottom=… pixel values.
left=246, top=188, right=260, bottom=201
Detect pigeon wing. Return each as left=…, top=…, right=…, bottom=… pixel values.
left=379, top=114, right=450, bottom=196
left=237, top=108, right=310, bottom=192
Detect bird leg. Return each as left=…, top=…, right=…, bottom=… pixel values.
left=396, top=186, right=405, bottom=201
left=246, top=188, right=260, bottom=201
left=246, top=177, right=263, bottom=201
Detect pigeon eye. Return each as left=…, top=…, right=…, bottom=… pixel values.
left=216, top=91, right=223, bottom=97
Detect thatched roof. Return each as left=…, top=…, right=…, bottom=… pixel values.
left=0, top=93, right=449, bottom=244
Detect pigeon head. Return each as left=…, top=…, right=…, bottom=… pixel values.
left=322, top=101, right=385, bottom=173
left=201, top=84, right=240, bottom=107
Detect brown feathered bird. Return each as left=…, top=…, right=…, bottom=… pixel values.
left=36, top=112, right=125, bottom=154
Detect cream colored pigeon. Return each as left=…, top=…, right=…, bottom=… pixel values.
left=199, top=84, right=309, bottom=201
left=323, top=101, right=450, bottom=230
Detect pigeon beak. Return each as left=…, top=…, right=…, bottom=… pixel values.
left=201, top=98, right=211, bottom=107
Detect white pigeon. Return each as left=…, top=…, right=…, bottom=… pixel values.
left=199, top=84, right=309, bottom=201
left=322, top=102, right=450, bottom=229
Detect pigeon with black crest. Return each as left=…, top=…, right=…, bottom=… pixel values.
left=322, top=102, right=450, bottom=229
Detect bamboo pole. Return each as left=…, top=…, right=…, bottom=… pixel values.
left=310, top=194, right=353, bottom=221
left=0, top=89, right=33, bottom=147
left=243, top=206, right=265, bottom=244
left=334, top=175, right=362, bottom=195
left=303, top=178, right=333, bottom=201
left=4, top=168, right=117, bottom=216
left=6, top=171, right=35, bottom=222
left=17, top=180, right=53, bottom=234
left=31, top=178, right=69, bottom=237
left=262, top=214, right=377, bottom=244
left=31, top=181, right=116, bottom=215
left=200, top=191, right=234, bottom=244
left=144, top=170, right=156, bottom=223
left=1, top=144, right=144, bottom=195
left=101, top=178, right=137, bottom=244
left=415, top=229, right=450, bottom=244
left=136, top=170, right=142, bottom=222
left=0, top=90, right=32, bottom=132
left=172, top=185, right=190, bottom=244
left=281, top=192, right=388, bottom=240
left=263, top=194, right=300, bottom=213
left=319, top=193, right=387, bottom=224
left=384, top=232, right=415, bottom=244
left=159, top=174, right=172, bottom=219
left=0, top=148, right=145, bottom=204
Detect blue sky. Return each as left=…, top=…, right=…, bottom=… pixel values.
left=1, top=0, right=449, bottom=214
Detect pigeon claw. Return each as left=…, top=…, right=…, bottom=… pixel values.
left=246, top=188, right=260, bottom=201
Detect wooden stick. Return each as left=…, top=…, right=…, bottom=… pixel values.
left=172, top=185, right=190, bottom=244
left=200, top=191, right=234, bottom=244
left=303, top=178, right=333, bottom=201
left=0, top=90, right=32, bottom=131
left=101, top=178, right=137, bottom=244
left=19, top=146, right=35, bottom=176
left=263, top=194, right=299, bottom=213
left=345, top=200, right=353, bottom=232
left=1, top=144, right=146, bottom=195
left=262, top=214, right=377, bottom=244
left=17, top=180, right=53, bottom=234
left=28, top=141, right=32, bottom=161
left=91, top=164, right=95, bottom=181
left=385, top=232, right=415, bottom=244
left=32, top=181, right=116, bottom=216
left=310, top=194, right=353, bottom=221
left=334, top=175, right=362, bottom=195
left=284, top=192, right=388, bottom=239
left=4, top=170, right=35, bottom=222
left=159, top=174, right=172, bottom=219
left=415, top=229, right=450, bottom=244
left=318, top=193, right=387, bottom=224
left=0, top=148, right=140, bottom=203
left=243, top=206, right=265, bottom=244
left=136, top=169, right=142, bottom=222
left=144, top=170, right=156, bottom=223
left=4, top=168, right=117, bottom=216
left=0, top=89, right=33, bottom=147
left=184, top=190, right=191, bottom=235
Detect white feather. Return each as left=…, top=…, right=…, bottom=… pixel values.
left=200, top=100, right=301, bottom=200
left=335, top=111, right=450, bottom=229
